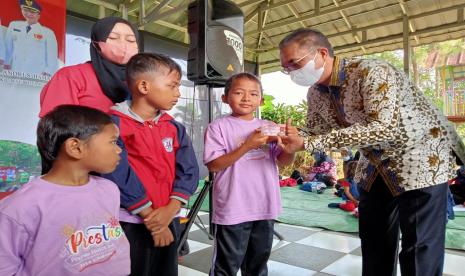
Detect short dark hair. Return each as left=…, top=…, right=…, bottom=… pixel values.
left=126, top=52, right=182, bottom=88
left=224, top=72, right=263, bottom=96
left=37, top=105, right=113, bottom=174
left=279, top=28, right=334, bottom=57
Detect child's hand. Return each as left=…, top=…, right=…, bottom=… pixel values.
left=144, top=200, right=181, bottom=234
left=277, top=119, right=305, bottom=154
left=243, top=129, right=269, bottom=151
left=152, top=227, right=174, bottom=247
left=138, top=206, right=154, bottom=219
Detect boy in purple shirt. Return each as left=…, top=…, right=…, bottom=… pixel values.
left=204, top=73, right=296, bottom=276
left=0, top=105, right=130, bottom=275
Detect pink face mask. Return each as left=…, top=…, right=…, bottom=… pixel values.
left=96, top=41, right=138, bottom=65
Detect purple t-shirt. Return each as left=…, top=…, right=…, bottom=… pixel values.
left=0, top=176, right=130, bottom=276
left=204, top=115, right=282, bottom=225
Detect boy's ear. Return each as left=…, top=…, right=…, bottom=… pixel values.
left=221, top=94, right=228, bottom=104
left=136, top=79, right=149, bottom=95
left=63, top=138, right=85, bottom=160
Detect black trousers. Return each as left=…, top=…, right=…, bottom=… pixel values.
left=211, top=220, right=274, bottom=276
left=121, top=218, right=180, bottom=276
left=358, top=176, right=447, bottom=276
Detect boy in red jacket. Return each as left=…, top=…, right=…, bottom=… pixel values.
left=103, top=53, right=199, bottom=276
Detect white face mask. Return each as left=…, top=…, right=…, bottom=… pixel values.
left=342, top=156, right=351, bottom=162
left=289, top=53, right=324, bottom=87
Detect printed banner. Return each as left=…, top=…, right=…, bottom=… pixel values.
left=0, top=0, right=66, bottom=192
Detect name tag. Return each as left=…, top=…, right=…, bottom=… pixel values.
left=13, top=28, right=21, bottom=32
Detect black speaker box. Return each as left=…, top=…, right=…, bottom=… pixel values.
left=187, top=0, right=244, bottom=85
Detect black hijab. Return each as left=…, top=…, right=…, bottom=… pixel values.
left=90, top=17, right=139, bottom=103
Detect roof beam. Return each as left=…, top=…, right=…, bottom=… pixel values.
left=241, top=0, right=298, bottom=11
left=286, top=3, right=306, bottom=28
left=138, top=0, right=145, bottom=28
left=398, top=0, right=419, bottom=44
left=83, top=0, right=187, bottom=33
left=258, top=20, right=465, bottom=67
left=246, top=0, right=377, bottom=36
left=239, top=0, right=261, bottom=8
left=245, top=4, right=262, bottom=25
left=333, top=0, right=366, bottom=53
left=140, top=0, right=172, bottom=26
left=253, top=2, right=465, bottom=53
left=84, top=0, right=118, bottom=10
left=264, top=1, right=408, bottom=42
left=256, top=1, right=271, bottom=49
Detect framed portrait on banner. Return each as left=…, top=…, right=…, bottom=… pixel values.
left=0, top=0, right=66, bottom=192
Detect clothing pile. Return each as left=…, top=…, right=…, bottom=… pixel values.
left=300, top=181, right=327, bottom=194
left=279, top=178, right=298, bottom=187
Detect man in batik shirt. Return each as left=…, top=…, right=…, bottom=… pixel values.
left=278, top=28, right=465, bottom=276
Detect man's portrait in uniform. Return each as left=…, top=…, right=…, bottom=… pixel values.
left=3, top=0, right=58, bottom=76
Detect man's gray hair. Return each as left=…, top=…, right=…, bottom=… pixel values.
left=279, top=28, right=334, bottom=57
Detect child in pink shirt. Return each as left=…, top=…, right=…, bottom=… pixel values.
left=204, top=73, right=297, bottom=276
left=0, top=105, right=130, bottom=275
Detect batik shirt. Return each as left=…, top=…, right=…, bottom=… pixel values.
left=303, top=56, right=465, bottom=195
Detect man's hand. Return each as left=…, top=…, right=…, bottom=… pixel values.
left=152, top=227, right=174, bottom=247
left=144, top=200, right=181, bottom=234
left=242, top=129, right=269, bottom=151
left=277, top=118, right=305, bottom=153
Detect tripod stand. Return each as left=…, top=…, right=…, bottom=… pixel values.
left=177, top=84, right=216, bottom=254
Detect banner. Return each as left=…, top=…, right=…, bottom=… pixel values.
left=0, top=0, right=66, bottom=192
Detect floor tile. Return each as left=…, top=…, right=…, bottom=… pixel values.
left=296, top=232, right=360, bottom=253
left=350, top=246, right=362, bottom=256
left=189, top=223, right=200, bottom=232
left=274, top=223, right=320, bottom=242
left=322, top=229, right=359, bottom=239
left=443, top=253, right=465, bottom=276
left=187, top=229, right=214, bottom=246
left=267, top=260, right=317, bottom=276
left=197, top=213, right=211, bottom=224
left=270, top=243, right=345, bottom=271
left=180, top=247, right=213, bottom=274
left=186, top=239, right=211, bottom=254
left=446, top=248, right=465, bottom=257
left=276, top=223, right=324, bottom=232
left=179, top=265, right=208, bottom=276
left=321, top=254, right=362, bottom=276
left=179, top=221, right=464, bottom=276
left=272, top=239, right=291, bottom=251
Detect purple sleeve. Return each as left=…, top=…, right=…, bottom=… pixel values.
left=0, top=214, right=30, bottom=275
left=203, top=122, right=227, bottom=164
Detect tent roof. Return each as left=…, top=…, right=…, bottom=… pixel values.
left=68, top=0, right=465, bottom=73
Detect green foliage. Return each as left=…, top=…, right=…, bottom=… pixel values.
left=0, top=141, right=40, bottom=169
left=0, top=141, right=41, bottom=186
left=457, top=124, right=465, bottom=144
left=364, top=50, right=404, bottom=71
left=261, top=94, right=307, bottom=128
left=362, top=39, right=465, bottom=117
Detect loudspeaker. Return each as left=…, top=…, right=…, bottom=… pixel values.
left=187, top=0, right=244, bottom=85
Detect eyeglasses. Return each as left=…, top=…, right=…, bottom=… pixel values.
left=281, top=50, right=317, bottom=75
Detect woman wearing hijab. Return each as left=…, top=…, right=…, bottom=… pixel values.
left=39, top=17, right=139, bottom=117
